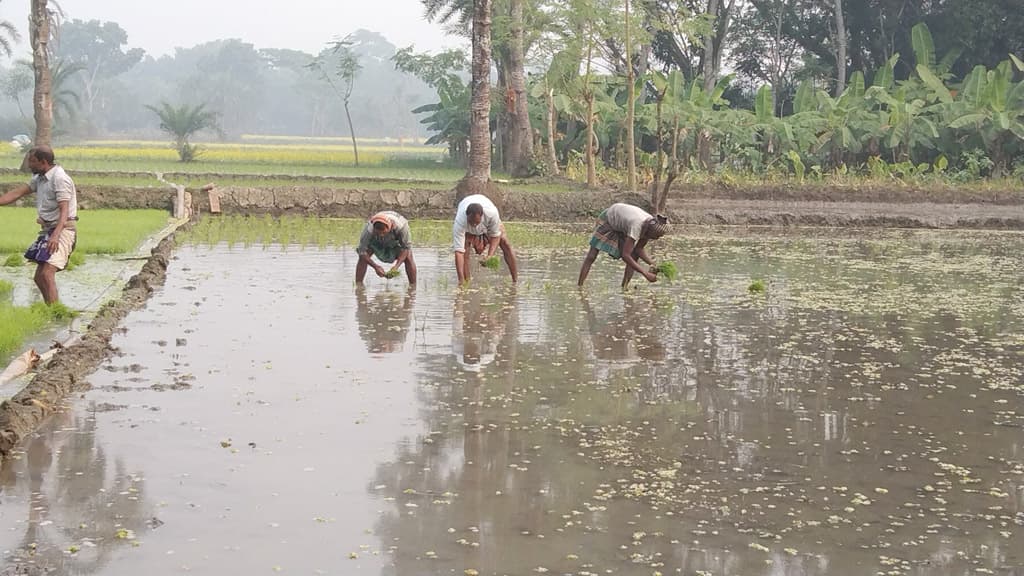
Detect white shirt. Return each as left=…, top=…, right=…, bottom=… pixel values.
left=603, top=203, right=652, bottom=241
left=29, top=165, right=77, bottom=225
left=452, top=194, right=502, bottom=252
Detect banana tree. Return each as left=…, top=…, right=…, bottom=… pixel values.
left=866, top=83, right=940, bottom=164
left=800, top=72, right=879, bottom=169
left=643, top=70, right=732, bottom=211
left=948, top=60, right=1024, bottom=177
left=411, top=81, right=472, bottom=166
left=750, top=84, right=798, bottom=169
left=528, top=46, right=582, bottom=175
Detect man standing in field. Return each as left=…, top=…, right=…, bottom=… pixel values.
left=0, top=146, right=77, bottom=304
left=355, top=210, right=417, bottom=285
left=452, top=194, right=518, bottom=284
left=577, top=203, right=670, bottom=288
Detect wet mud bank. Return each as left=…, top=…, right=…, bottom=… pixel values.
left=666, top=197, right=1024, bottom=229
left=0, top=234, right=175, bottom=464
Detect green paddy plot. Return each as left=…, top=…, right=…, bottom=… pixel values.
left=0, top=302, right=72, bottom=358
left=0, top=208, right=170, bottom=254
left=0, top=208, right=171, bottom=361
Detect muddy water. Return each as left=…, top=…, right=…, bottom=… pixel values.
left=1, top=230, right=1023, bottom=576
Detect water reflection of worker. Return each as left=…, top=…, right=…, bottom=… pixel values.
left=580, top=293, right=666, bottom=377
left=355, top=285, right=415, bottom=354
left=355, top=211, right=417, bottom=286
left=452, top=288, right=516, bottom=372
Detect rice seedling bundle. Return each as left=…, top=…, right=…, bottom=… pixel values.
left=654, top=262, right=678, bottom=281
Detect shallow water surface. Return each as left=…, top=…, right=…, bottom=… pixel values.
left=1, top=231, right=1022, bottom=576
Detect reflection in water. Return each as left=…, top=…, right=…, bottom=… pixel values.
left=0, top=403, right=151, bottom=575
left=355, top=284, right=416, bottom=354
left=451, top=287, right=517, bottom=372
left=366, top=246, right=1024, bottom=576
left=581, top=291, right=667, bottom=379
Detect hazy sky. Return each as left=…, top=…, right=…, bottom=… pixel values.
left=2, top=0, right=461, bottom=58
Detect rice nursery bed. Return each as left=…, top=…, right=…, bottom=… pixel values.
left=0, top=209, right=171, bottom=360
left=1, top=221, right=1023, bottom=576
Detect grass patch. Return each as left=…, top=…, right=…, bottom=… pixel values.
left=0, top=209, right=169, bottom=254
left=64, top=251, right=85, bottom=271
left=185, top=215, right=584, bottom=249
left=3, top=254, right=23, bottom=267
left=0, top=302, right=72, bottom=358
left=0, top=279, right=11, bottom=299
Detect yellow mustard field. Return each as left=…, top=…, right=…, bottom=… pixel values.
left=43, top=143, right=442, bottom=166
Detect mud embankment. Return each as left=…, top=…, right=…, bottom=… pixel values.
left=0, top=235, right=174, bottom=463
left=66, top=180, right=1024, bottom=228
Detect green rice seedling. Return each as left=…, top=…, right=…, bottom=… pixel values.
left=654, top=261, right=678, bottom=281
left=64, top=251, right=86, bottom=271
left=748, top=279, right=766, bottom=294
left=482, top=255, right=501, bottom=269
left=0, top=303, right=50, bottom=357
left=37, top=301, right=78, bottom=321
left=3, top=254, right=22, bottom=267
left=0, top=279, right=12, bottom=299
left=385, top=269, right=401, bottom=279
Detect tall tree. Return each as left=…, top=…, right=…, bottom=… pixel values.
left=310, top=35, right=363, bottom=165
left=181, top=40, right=267, bottom=138
left=506, top=0, right=533, bottom=177
left=730, top=0, right=803, bottom=114
left=55, top=20, right=144, bottom=121
left=832, top=0, right=847, bottom=95
left=624, top=0, right=636, bottom=191
left=422, top=0, right=538, bottom=177
left=29, top=0, right=54, bottom=147
left=463, top=0, right=493, bottom=193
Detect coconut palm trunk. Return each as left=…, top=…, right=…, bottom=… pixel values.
left=833, top=0, right=847, bottom=95
left=463, top=0, right=493, bottom=194
left=507, top=0, right=533, bottom=177
left=30, top=0, right=52, bottom=147
left=545, top=87, right=559, bottom=175
left=624, top=0, right=636, bottom=191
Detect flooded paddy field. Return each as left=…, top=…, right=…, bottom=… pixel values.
left=1, top=226, right=1022, bottom=576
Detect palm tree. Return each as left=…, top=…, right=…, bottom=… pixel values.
left=0, top=3, right=21, bottom=58
left=16, top=58, right=84, bottom=129
left=425, top=0, right=535, bottom=179
left=30, top=0, right=59, bottom=147
left=462, top=0, right=493, bottom=194
left=146, top=102, right=220, bottom=162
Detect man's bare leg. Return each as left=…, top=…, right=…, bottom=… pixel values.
left=499, top=237, right=518, bottom=283
left=404, top=252, right=418, bottom=285
left=578, top=247, right=599, bottom=286
left=355, top=258, right=369, bottom=283
left=34, top=263, right=59, bottom=304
